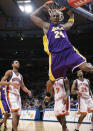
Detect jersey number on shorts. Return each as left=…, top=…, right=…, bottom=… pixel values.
left=54, top=31, right=65, bottom=39
left=56, top=88, right=60, bottom=93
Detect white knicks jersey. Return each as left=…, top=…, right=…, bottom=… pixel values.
left=76, top=78, right=90, bottom=98
left=8, top=71, right=22, bottom=95
left=53, top=79, right=66, bottom=101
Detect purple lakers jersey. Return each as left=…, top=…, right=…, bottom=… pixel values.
left=0, top=85, right=10, bottom=114
left=43, top=23, right=72, bottom=54
left=0, top=85, right=8, bottom=100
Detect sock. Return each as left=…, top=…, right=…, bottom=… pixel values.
left=76, top=124, right=81, bottom=130
left=91, top=122, right=93, bottom=129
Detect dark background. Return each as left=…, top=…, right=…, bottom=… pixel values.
left=0, top=0, right=93, bottom=96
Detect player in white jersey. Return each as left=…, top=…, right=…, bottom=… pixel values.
left=45, top=78, right=70, bottom=131
left=71, top=70, right=93, bottom=131
left=1, top=60, right=31, bottom=131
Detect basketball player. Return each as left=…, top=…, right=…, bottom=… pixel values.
left=71, top=70, right=93, bottom=131
left=31, top=4, right=93, bottom=82
left=1, top=60, right=31, bottom=131
left=45, top=78, right=70, bottom=131
left=0, top=82, right=16, bottom=130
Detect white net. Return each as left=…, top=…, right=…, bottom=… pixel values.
left=45, top=1, right=64, bottom=21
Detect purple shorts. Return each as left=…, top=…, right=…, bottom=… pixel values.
left=49, top=46, right=86, bottom=81
left=0, top=99, right=10, bottom=114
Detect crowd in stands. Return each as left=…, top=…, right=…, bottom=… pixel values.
left=21, top=69, right=93, bottom=110
left=21, top=87, right=78, bottom=110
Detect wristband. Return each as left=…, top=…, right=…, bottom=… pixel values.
left=68, top=18, right=74, bottom=22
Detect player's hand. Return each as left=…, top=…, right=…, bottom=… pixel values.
left=27, top=90, right=31, bottom=96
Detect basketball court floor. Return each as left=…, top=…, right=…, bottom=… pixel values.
left=0, top=120, right=91, bottom=131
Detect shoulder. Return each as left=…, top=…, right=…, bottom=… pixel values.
left=84, top=78, right=88, bottom=80
left=5, top=70, right=12, bottom=75
left=73, top=79, right=77, bottom=84
left=85, top=78, right=89, bottom=82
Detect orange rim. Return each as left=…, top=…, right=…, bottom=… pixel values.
left=60, top=7, right=66, bottom=11
left=45, top=1, right=54, bottom=4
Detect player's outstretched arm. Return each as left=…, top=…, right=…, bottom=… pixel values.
left=63, top=10, right=74, bottom=31
left=71, top=80, right=82, bottom=96
left=46, top=80, right=54, bottom=93
left=30, top=5, right=50, bottom=34
left=64, top=79, right=70, bottom=96
left=88, top=80, right=93, bottom=98
left=20, top=76, right=31, bottom=96
left=44, top=80, right=54, bottom=104
left=71, top=80, right=78, bottom=94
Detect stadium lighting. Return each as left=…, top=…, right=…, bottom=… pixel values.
left=24, top=5, right=32, bottom=13
left=17, top=0, right=33, bottom=14
left=19, top=5, right=24, bottom=12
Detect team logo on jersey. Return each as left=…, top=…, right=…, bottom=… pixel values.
left=78, top=83, right=88, bottom=87
left=12, top=78, right=21, bottom=83
left=53, top=82, right=64, bottom=88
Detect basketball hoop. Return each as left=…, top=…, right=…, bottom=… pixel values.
left=45, top=0, right=66, bottom=21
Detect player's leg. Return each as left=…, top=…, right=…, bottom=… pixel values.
left=17, top=113, right=20, bottom=127
left=75, top=113, right=86, bottom=131
left=3, top=112, right=10, bottom=127
left=3, top=102, right=11, bottom=128
left=0, top=100, right=10, bottom=128
left=12, top=111, right=18, bottom=131
left=12, top=113, right=20, bottom=131
left=90, top=113, right=93, bottom=131
left=9, top=93, right=21, bottom=131
left=17, top=96, right=21, bottom=127
left=75, top=97, right=87, bottom=131
left=87, top=98, right=93, bottom=131
left=57, top=115, right=68, bottom=131
left=79, top=62, right=93, bottom=72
